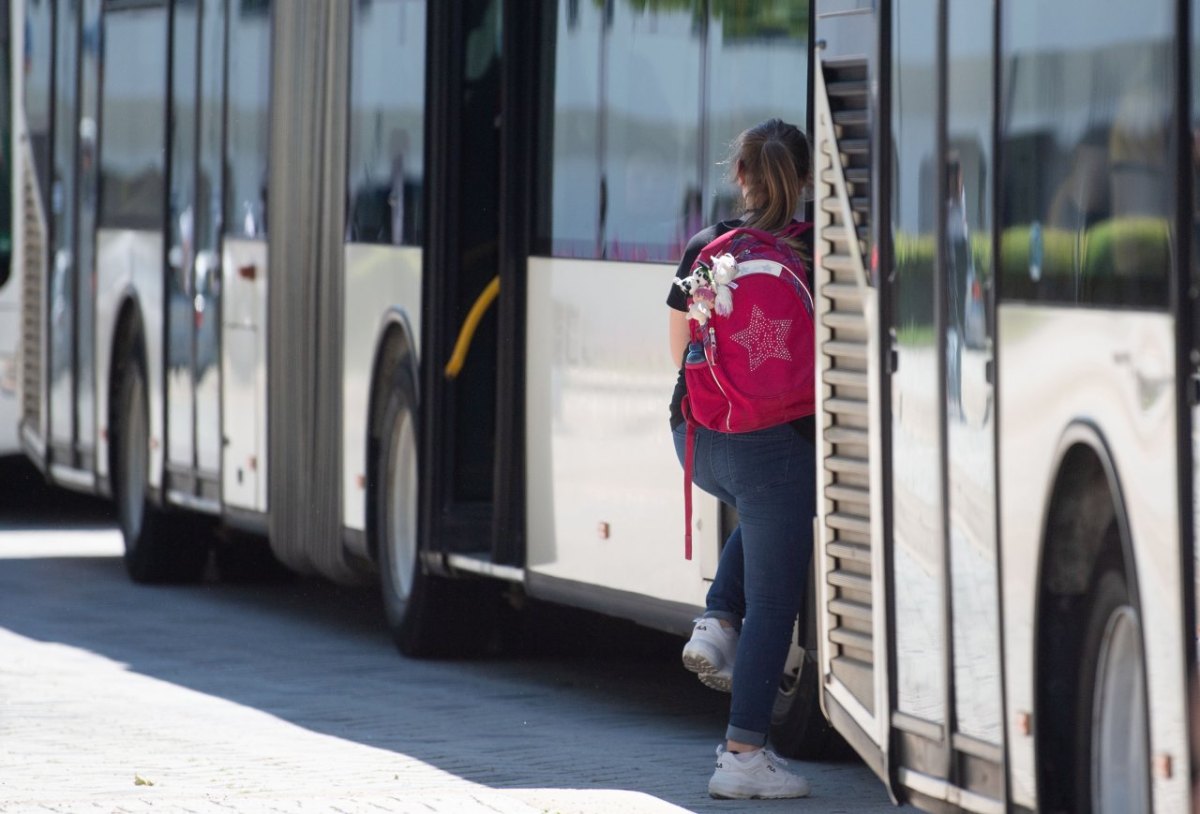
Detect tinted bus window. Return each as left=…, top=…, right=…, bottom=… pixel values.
left=225, top=0, right=270, bottom=239
left=0, top=4, right=12, bottom=283
left=540, top=0, right=702, bottom=262
left=704, top=4, right=809, bottom=225
left=537, top=0, right=810, bottom=262
left=889, top=0, right=945, bottom=726
left=347, top=0, right=425, bottom=247
left=25, top=0, right=52, bottom=212
left=98, top=6, right=166, bottom=230
left=1000, top=1, right=1175, bottom=308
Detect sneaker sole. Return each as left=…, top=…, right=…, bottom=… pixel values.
left=708, top=778, right=811, bottom=800
left=708, top=789, right=811, bottom=800
left=682, top=651, right=732, bottom=693
left=682, top=649, right=719, bottom=677
left=697, top=670, right=732, bottom=693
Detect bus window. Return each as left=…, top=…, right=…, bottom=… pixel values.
left=24, top=0, right=51, bottom=225
left=225, top=0, right=270, bottom=240
left=98, top=7, right=167, bottom=231
left=538, top=0, right=702, bottom=262
left=1001, top=0, right=1175, bottom=309
left=888, top=0, right=945, bottom=729
left=536, top=0, right=810, bottom=263
left=347, top=0, right=426, bottom=247
left=703, top=3, right=810, bottom=227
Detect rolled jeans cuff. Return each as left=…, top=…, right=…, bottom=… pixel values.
left=702, top=609, right=741, bottom=630
left=724, top=724, right=767, bottom=748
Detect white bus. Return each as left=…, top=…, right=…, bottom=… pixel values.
left=811, top=0, right=1197, bottom=811
left=13, top=0, right=836, bottom=759
left=0, top=0, right=15, bottom=455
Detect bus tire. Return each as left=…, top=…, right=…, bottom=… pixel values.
left=770, top=643, right=845, bottom=759
left=376, top=370, right=495, bottom=657
left=1074, top=566, right=1150, bottom=814
left=114, top=355, right=209, bottom=583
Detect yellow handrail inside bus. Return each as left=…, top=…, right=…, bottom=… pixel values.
left=444, top=275, right=500, bottom=379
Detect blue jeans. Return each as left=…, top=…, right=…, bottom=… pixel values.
left=673, top=421, right=816, bottom=747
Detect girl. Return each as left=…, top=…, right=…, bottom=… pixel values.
left=666, top=118, right=815, bottom=800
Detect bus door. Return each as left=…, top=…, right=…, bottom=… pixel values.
left=165, top=0, right=224, bottom=506
left=46, top=0, right=100, bottom=476
left=812, top=0, right=892, bottom=787
left=423, top=0, right=531, bottom=565
left=886, top=0, right=1004, bottom=808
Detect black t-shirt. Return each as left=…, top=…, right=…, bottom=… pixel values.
left=666, top=220, right=816, bottom=444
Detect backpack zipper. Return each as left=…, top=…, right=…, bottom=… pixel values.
left=705, top=327, right=735, bottom=432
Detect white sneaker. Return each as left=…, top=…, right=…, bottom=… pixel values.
left=708, top=744, right=811, bottom=800
left=682, top=618, right=738, bottom=693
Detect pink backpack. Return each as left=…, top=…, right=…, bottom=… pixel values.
left=676, top=223, right=815, bottom=558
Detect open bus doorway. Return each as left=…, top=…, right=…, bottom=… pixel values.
left=423, top=0, right=505, bottom=559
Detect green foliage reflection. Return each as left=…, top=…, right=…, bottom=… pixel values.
left=595, top=0, right=810, bottom=39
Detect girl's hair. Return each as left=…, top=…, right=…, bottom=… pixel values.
left=728, top=118, right=811, bottom=255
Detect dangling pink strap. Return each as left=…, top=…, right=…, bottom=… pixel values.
left=682, top=397, right=695, bottom=560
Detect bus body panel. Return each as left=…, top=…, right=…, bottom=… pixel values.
left=342, top=243, right=422, bottom=533
left=524, top=256, right=719, bottom=608
left=95, top=227, right=163, bottom=491
left=221, top=237, right=268, bottom=513
left=998, top=304, right=1186, bottom=810
left=0, top=267, right=17, bottom=453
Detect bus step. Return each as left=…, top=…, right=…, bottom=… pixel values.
left=828, top=567, right=872, bottom=593
left=826, top=79, right=868, bottom=98
left=845, top=167, right=870, bottom=185
left=826, top=425, right=869, bottom=447
left=829, top=627, right=873, bottom=651
left=833, top=109, right=868, bottom=128
left=822, top=283, right=863, bottom=303
left=839, top=138, right=869, bottom=156
left=822, top=254, right=860, bottom=273
left=826, top=455, right=869, bottom=476
left=827, top=484, right=870, bottom=506
left=821, top=225, right=864, bottom=246
left=829, top=596, right=872, bottom=622
left=831, top=655, right=875, bottom=704
left=822, top=310, right=865, bottom=331
left=828, top=511, right=871, bottom=535
left=825, top=342, right=868, bottom=362
left=819, top=197, right=862, bottom=221
left=825, top=398, right=869, bottom=419
left=827, top=540, right=871, bottom=565
left=825, top=367, right=869, bottom=388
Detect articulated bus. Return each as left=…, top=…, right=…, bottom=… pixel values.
left=12, top=0, right=837, bottom=761
left=812, top=0, right=1197, bottom=811
left=0, top=0, right=15, bottom=455
left=16, top=0, right=1200, bottom=811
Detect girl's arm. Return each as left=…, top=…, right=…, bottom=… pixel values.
left=669, top=308, right=690, bottom=368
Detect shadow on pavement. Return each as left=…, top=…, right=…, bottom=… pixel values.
left=1, top=454, right=115, bottom=529
left=0, top=464, right=884, bottom=813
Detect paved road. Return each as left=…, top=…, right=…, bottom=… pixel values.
left=0, top=457, right=902, bottom=814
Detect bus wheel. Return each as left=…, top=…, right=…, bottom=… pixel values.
left=376, top=372, right=495, bottom=657
left=1075, top=568, right=1150, bottom=814
left=114, top=356, right=209, bottom=583
left=770, top=635, right=844, bottom=759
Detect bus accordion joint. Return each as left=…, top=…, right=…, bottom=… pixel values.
left=444, top=275, right=500, bottom=380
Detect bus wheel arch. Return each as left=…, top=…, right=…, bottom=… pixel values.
left=367, top=314, right=496, bottom=657
left=1034, top=430, right=1148, bottom=813
left=108, top=295, right=209, bottom=583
